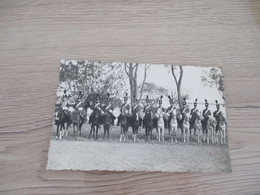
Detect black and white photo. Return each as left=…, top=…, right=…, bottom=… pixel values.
left=47, top=60, right=231, bottom=173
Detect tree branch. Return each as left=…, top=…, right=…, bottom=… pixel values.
left=139, top=64, right=148, bottom=102
left=178, top=65, right=183, bottom=87
left=171, top=65, right=178, bottom=86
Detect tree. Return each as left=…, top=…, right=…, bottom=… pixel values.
left=201, top=67, right=225, bottom=100
left=140, top=82, right=168, bottom=99
left=138, top=64, right=151, bottom=102
left=124, top=63, right=138, bottom=107
left=59, top=60, right=126, bottom=102
left=171, top=65, right=184, bottom=109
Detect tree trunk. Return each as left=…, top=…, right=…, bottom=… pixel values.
left=171, top=65, right=183, bottom=109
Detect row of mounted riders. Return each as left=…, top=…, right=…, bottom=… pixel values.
left=54, top=96, right=227, bottom=145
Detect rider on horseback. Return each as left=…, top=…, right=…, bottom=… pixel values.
left=202, top=99, right=211, bottom=133
left=117, top=93, right=130, bottom=126
left=213, top=100, right=226, bottom=131
left=132, top=96, right=142, bottom=122
left=102, top=93, right=116, bottom=124
left=143, top=95, right=153, bottom=123
left=213, top=100, right=227, bottom=144
left=89, top=95, right=102, bottom=124
left=143, top=95, right=153, bottom=140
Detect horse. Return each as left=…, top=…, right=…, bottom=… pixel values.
left=167, top=108, right=178, bottom=142
left=88, top=108, right=102, bottom=139
left=176, top=109, right=183, bottom=135
left=155, top=108, right=166, bottom=142
left=215, top=114, right=227, bottom=144
left=54, top=106, right=64, bottom=140
left=54, top=105, right=73, bottom=139
left=204, top=116, right=217, bottom=144
left=192, top=110, right=203, bottom=143
left=70, top=109, right=82, bottom=140
left=143, top=111, right=155, bottom=141
left=118, top=114, right=130, bottom=142
left=130, top=112, right=142, bottom=142
left=101, top=111, right=115, bottom=140
left=182, top=112, right=190, bottom=143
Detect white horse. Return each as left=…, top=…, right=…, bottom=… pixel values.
left=215, top=114, right=227, bottom=144
left=192, top=110, right=203, bottom=143
left=167, top=108, right=178, bottom=142
left=204, top=116, right=217, bottom=144
left=156, top=108, right=166, bottom=142
left=182, top=112, right=190, bottom=143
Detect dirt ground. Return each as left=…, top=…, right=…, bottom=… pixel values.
left=47, top=123, right=231, bottom=173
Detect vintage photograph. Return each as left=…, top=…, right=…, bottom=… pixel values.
left=47, top=60, right=231, bottom=173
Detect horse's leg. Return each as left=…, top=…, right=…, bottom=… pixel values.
left=195, top=128, right=198, bottom=143
left=174, top=126, right=177, bottom=142
left=58, top=124, right=62, bottom=140
left=206, top=127, right=210, bottom=144
left=96, top=126, right=98, bottom=139
left=103, top=125, right=106, bottom=139
left=183, top=128, right=185, bottom=143
left=133, top=126, right=136, bottom=142
left=220, top=130, right=223, bottom=144
left=123, top=125, right=126, bottom=141
left=215, top=130, right=219, bottom=143
left=107, top=125, right=110, bottom=139
left=119, top=125, right=123, bottom=142
left=223, top=128, right=227, bottom=144
left=56, top=123, right=59, bottom=139
left=162, top=125, right=165, bottom=142
left=170, top=126, right=173, bottom=142
left=88, top=125, right=92, bottom=139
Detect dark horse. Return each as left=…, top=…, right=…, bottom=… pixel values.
left=54, top=105, right=72, bottom=139
left=118, top=114, right=130, bottom=142
left=101, top=111, right=115, bottom=139
left=143, top=111, right=154, bottom=141
left=54, top=106, right=63, bottom=139
left=88, top=108, right=102, bottom=139
left=130, top=113, right=142, bottom=142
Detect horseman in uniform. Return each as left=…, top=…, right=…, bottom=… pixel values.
left=102, top=93, right=116, bottom=125
left=166, top=96, right=176, bottom=116
left=181, top=98, right=188, bottom=115
left=202, top=99, right=211, bottom=133
left=131, top=96, right=142, bottom=124
left=143, top=95, right=153, bottom=122
left=143, top=95, right=153, bottom=140
left=213, top=100, right=226, bottom=132
left=89, top=95, right=102, bottom=124
left=117, top=93, right=130, bottom=126
left=190, top=99, right=198, bottom=131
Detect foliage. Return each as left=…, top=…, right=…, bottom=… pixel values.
left=59, top=60, right=127, bottom=104
left=201, top=67, right=225, bottom=100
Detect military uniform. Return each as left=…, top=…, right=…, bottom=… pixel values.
left=189, top=99, right=198, bottom=128
left=117, top=93, right=130, bottom=126
left=213, top=100, right=226, bottom=131
left=89, top=98, right=102, bottom=124
left=143, top=96, right=154, bottom=130
left=103, top=101, right=116, bottom=125
left=132, top=102, right=141, bottom=120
